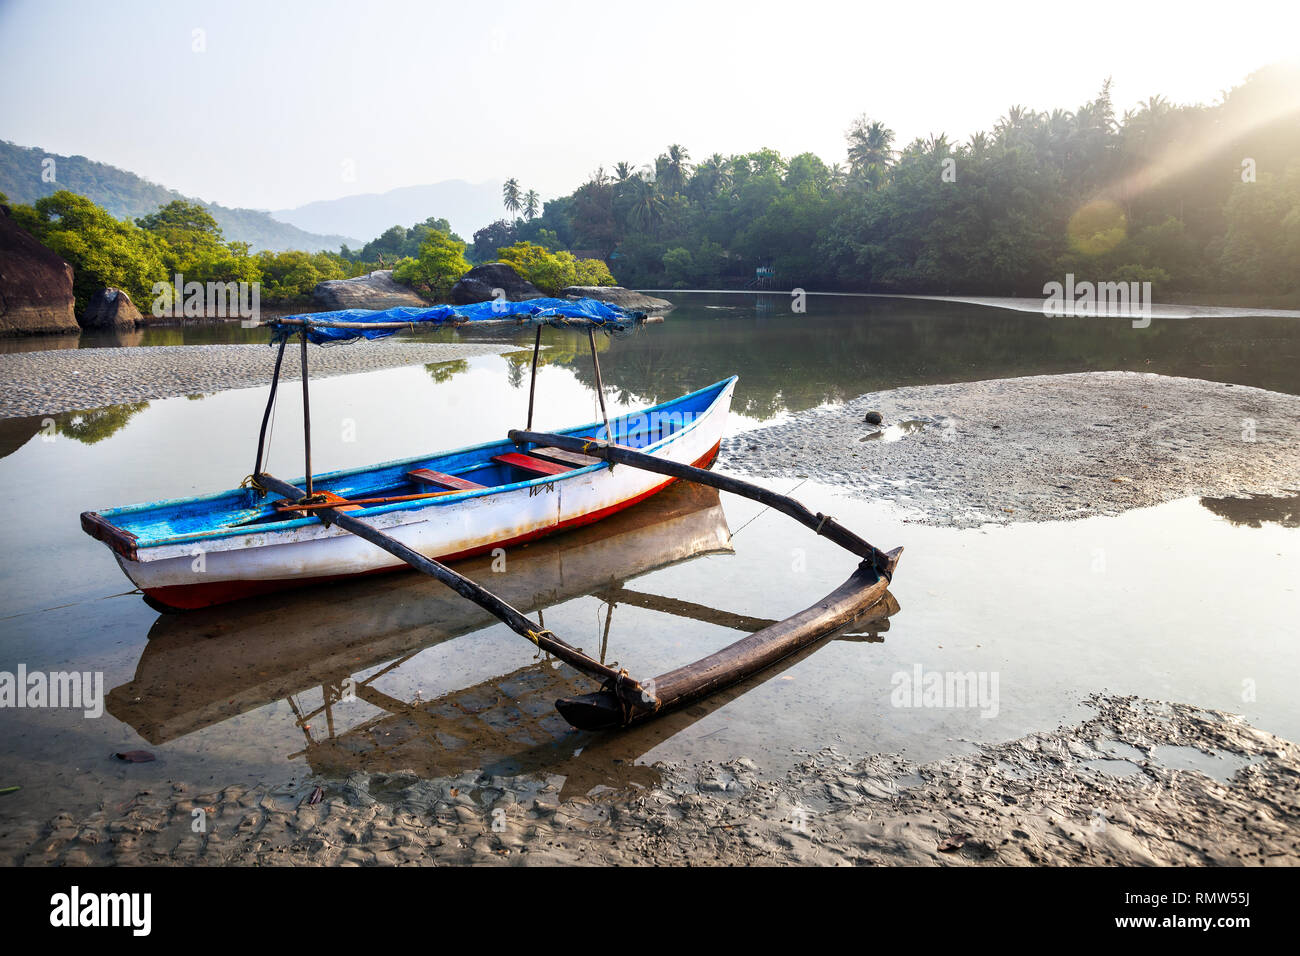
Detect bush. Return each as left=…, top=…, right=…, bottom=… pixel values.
left=392, top=230, right=471, bottom=301
left=494, top=241, right=617, bottom=295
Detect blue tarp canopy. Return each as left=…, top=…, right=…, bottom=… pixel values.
left=271, top=297, right=640, bottom=345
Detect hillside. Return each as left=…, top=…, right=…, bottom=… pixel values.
left=273, top=180, right=504, bottom=245
left=0, top=141, right=360, bottom=253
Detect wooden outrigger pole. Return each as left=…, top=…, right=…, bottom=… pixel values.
left=254, top=309, right=900, bottom=731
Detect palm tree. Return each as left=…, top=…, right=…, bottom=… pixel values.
left=924, top=133, right=951, bottom=156
left=523, top=190, right=540, bottom=220
left=502, top=178, right=522, bottom=216
left=845, top=116, right=894, bottom=189
left=627, top=174, right=667, bottom=235
left=613, top=161, right=634, bottom=183
left=994, top=105, right=1032, bottom=145
left=659, top=143, right=692, bottom=194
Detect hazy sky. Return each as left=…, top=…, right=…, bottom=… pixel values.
left=1, top=0, right=1296, bottom=211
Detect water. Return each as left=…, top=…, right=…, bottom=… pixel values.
left=0, top=293, right=1297, bottom=821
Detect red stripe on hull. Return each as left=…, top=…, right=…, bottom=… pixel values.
left=142, top=441, right=722, bottom=612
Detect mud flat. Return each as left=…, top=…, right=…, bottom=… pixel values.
left=2, top=695, right=1295, bottom=866
left=0, top=342, right=522, bottom=419
left=721, top=371, right=1300, bottom=528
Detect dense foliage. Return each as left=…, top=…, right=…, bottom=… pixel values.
left=493, top=241, right=617, bottom=294
left=10, top=192, right=358, bottom=309
left=487, top=64, right=1300, bottom=296
left=340, top=217, right=462, bottom=265
left=391, top=229, right=472, bottom=299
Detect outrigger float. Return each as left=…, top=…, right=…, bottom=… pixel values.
left=81, top=297, right=902, bottom=730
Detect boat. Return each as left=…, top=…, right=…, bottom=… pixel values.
left=82, top=296, right=903, bottom=730
left=82, top=375, right=735, bottom=611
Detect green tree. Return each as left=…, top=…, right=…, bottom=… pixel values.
left=16, top=191, right=169, bottom=310
left=502, top=178, right=522, bottom=217
left=496, top=241, right=616, bottom=294
left=392, top=229, right=472, bottom=300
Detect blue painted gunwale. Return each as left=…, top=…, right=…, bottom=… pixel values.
left=94, top=377, right=737, bottom=551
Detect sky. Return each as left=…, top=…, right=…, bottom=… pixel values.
left=1, top=0, right=1297, bottom=212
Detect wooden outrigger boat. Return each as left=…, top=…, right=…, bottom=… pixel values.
left=81, top=296, right=903, bottom=730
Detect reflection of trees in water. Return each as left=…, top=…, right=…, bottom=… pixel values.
left=501, top=331, right=611, bottom=386
left=0, top=402, right=152, bottom=458
left=55, top=403, right=151, bottom=444
left=1200, top=493, right=1300, bottom=528
left=424, top=359, right=469, bottom=384
left=545, top=300, right=1300, bottom=420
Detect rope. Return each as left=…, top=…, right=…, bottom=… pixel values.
left=525, top=627, right=557, bottom=647
left=731, top=476, right=809, bottom=539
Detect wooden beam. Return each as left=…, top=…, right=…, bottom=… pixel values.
left=556, top=561, right=894, bottom=730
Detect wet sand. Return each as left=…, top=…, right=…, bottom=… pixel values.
left=0, top=342, right=523, bottom=418
left=722, top=372, right=1300, bottom=528
left=3, top=695, right=1295, bottom=866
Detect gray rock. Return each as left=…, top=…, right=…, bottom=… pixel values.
left=0, top=206, right=80, bottom=336
left=312, top=270, right=428, bottom=310
left=450, top=262, right=545, bottom=305
left=81, top=287, right=144, bottom=330
left=562, top=286, right=674, bottom=314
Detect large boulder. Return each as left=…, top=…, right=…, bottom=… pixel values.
left=312, top=270, right=428, bottom=310
left=81, top=287, right=144, bottom=330
left=450, top=262, right=545, bottom=305
left=562, top=286, right=673, bottom=314
left=0, top=206, right=80, bottom=335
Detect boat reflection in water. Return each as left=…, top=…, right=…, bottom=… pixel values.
left=109, top=482, right=899, bottom=795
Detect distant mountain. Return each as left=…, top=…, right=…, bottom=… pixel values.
left=273, top=180, right=505, bottom=245
left=0, top=141, right=360, bottom=253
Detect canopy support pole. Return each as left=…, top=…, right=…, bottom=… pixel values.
left=251, top=336, right=289, bottom=486
left=300, top=331, right=313, bottom=497
left=525, top=325, right=542, bottom=430
left=588, top=328, right=611, bottom=439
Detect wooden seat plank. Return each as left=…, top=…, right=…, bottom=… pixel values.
left=408, top=468, right=486, bottom=491
left=532, top=446, right=603, bottom=468
left=491, top=452, right=574, bottom=478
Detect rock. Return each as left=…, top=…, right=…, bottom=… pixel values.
left=81, top=287, right=144, bottom=330
left=450, top=263, right=545, bottom=306
left=863, top=410, right=884, bottom=425
left=312, top=270, right=428, bottom=310
left=0, top=206, right=80, bottom=336
left=561, top=286, right=674, bottom=314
